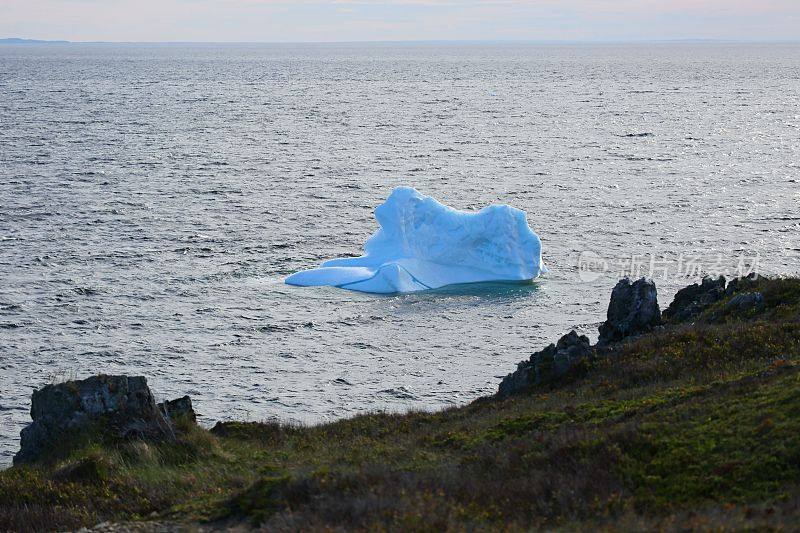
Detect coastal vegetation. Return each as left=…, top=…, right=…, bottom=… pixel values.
left=2, top=276, right=799, bottom=531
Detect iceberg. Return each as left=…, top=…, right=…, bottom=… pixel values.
left=285, top=187, right=546, bottom=294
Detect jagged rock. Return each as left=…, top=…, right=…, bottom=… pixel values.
left=497, top=360, right=536, bottom=399
left=598, top=277, right=661, bottom=345
left=498, top=330, right=592, bottom=398
left=498, top=277, right=660, bottom=397
left=551, top=331, right=593, bottom=376
left=663, top=276, right=727, bottom=322
left=14, top=375, right=175, bottom=465
left=725, top=292, right=765, bottom=313
left=158, top=396, right=196, bottom=424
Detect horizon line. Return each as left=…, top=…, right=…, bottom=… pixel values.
left=3, top=37, right=800, bottom=46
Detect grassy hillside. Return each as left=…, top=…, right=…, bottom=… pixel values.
left=2, top=277, right=800, bottom=531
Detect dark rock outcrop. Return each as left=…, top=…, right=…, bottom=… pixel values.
left=662, top=276, right=727, bottom=322
left=496, top=275, right=769, bottom=399
left=14, top=375, right=175, bottom=465
left=725, top=292, right=765, bottom=313
left=498, top=278, right=661, bottom=398
left=498, top=331, right=592, bottom=398
left=598, top=277, right=661, bottom=345
left=158, top=396, right=197, bottom=424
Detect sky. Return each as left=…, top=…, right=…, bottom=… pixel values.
left=2, top=0, right=799, bottom=43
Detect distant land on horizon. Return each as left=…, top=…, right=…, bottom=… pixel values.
left=0, top=38, right=70, bottom=44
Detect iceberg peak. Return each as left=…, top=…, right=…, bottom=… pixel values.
left=285, top=187, right=546, bottom=294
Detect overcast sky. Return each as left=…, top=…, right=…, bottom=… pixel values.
left=3, top=0, right=799, bottom=43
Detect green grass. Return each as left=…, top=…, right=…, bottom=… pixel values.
left=2, top=277, right=800, bottom=531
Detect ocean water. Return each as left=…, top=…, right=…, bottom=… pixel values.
left=1, top=42, right=798, bottom=465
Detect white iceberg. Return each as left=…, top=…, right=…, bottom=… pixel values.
left=285, top=187, right=546, bottom=294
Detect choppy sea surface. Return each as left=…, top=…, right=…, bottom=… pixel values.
left=1, top=42, right=799, bottom=465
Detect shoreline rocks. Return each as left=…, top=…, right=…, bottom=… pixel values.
left=497, top=274, right=766, bottom=398
left=597, top=277, right=661, bottom=345
left=498, top=330, right=591, bottom=398
left=499, top=277, right=661, bottom=398
left=158, top=396, right=196, bottom=425
left=662, top=276, right=726, bottom=322
left=14, top=375, right=189, bottom=465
